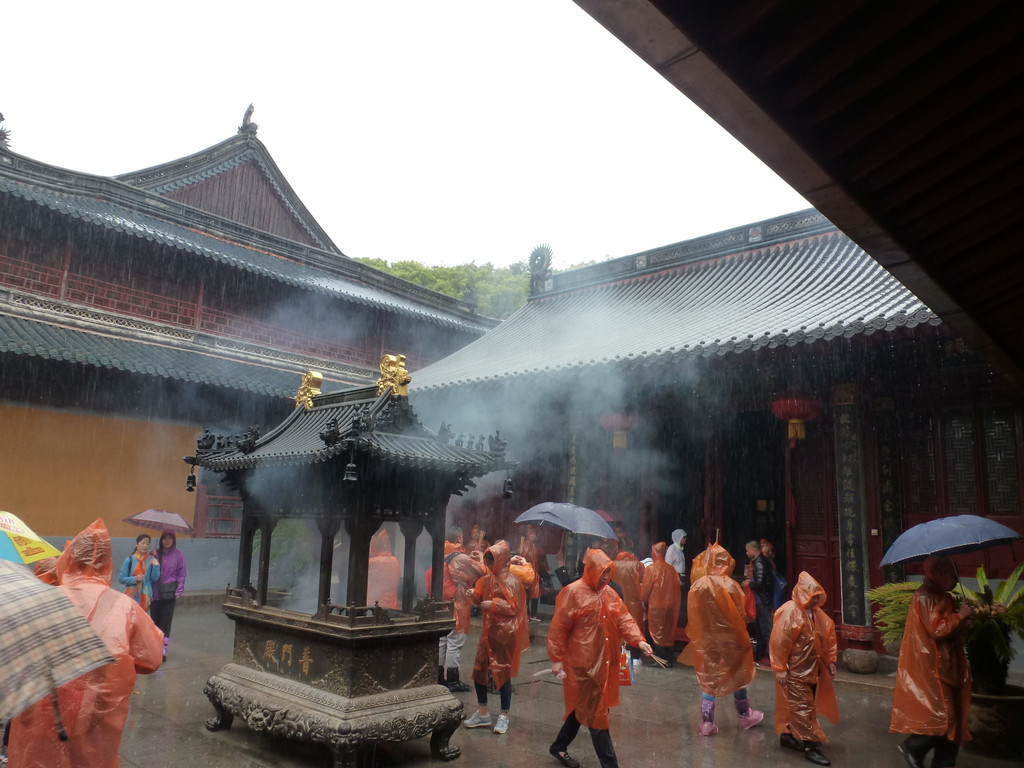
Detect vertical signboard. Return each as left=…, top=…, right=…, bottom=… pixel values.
left=832, top=386, right=870, bottom=627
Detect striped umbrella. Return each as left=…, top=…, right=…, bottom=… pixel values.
left=0, top=560, right=115, bottom=736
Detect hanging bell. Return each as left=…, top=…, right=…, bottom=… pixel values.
left=502, top=475, right=514, bottom=499
left=343, top=461, right=358, bottom=487
left=185, top=472, right=197, bottom=493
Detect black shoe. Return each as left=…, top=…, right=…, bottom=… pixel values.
left=781, top=733, right=804, bottom=752
left=805, top=747, right=830, bottom=766
left=549, top=748, right=580, bottom=768
left=445, top=668, right=471, bottom=692
left=897, top=742, right=926, bottom=768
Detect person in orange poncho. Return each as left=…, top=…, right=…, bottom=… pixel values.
left=518, top=524, right=547, bottom=621
left=366, top=528, right=400, bottom=610
left=425, top=526, right=486, bottom=691
left=613, top=551, right=646, bottom=660
left=686, top=543, right=765, bottom=736
left=465, top=540, right=530, bottom=735
left=641, top=541, right=681, bottom=666
left=547, top=548, right=652, bottom=768
left=9, top=519, right=164, bottom=768
left=770, top=571, right=839, bottom=766
left=890, top=556, right=973, bottom=768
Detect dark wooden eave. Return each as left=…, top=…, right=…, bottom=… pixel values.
left=572, top=0, right=1024, bottom=383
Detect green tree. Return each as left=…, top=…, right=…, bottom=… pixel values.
left=356, top=258, right=529, bottom=320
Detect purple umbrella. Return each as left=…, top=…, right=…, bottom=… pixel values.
left=879, top=514, right=1022, bottom=566
left=122, top=509, right=195, bottom=534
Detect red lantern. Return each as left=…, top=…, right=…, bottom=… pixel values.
left=771, top=396, right=821, bottom=446
left=600, top=413, right=637, bottom=451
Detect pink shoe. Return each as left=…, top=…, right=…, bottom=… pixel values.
left=700, top=721, right=719, bottom=736
left=738, top=710, right=764, bottom=729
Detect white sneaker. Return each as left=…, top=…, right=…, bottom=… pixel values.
left=464, top=711, right=492, bottom=728
left=493, top=713, right=510, bottom=734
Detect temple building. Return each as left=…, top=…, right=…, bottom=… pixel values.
left=0, top=114, right=494, bottom=539
left=410, top=209, right=1024, bottom=654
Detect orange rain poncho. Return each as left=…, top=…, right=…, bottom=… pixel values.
left=613, top=551, right=646, bottom=632
left=10, top=519, right=164, bottom=768
left=471, top=540, right=530, bottom=689
left=425, top=541, right=486, bottom=633
left=686, top=543, right=755, bottom=696
left=519, top=529, right=544, bottom=600
left=448, top=544, right=486, bottom=635
left=769, top=571, right=839, bottom=743
left=33, top=555, right=59, bottom=585
left=367, top=528, right=400, bottom=609
left=641, top=542, right=681, bottom=647
left=548, top=549, right=646, bottom=730
left=890, top=557, right=971, bottom=740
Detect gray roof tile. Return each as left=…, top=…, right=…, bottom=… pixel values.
left=411, top=231, right=940, bottom=391
left=0, top=312, right=314, bottom=398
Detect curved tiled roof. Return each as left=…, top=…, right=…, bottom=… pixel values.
left=194, top=387, right=508, bottom=473
left=412, top=230, right=940, bottom=391
left=0, top=312, right=320, bottom=398
left=0, top=173, right=486, bottom=334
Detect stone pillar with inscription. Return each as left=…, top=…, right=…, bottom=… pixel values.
left=831, top=384, right=879, bottom=673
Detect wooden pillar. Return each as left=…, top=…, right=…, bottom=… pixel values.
left=399, top=519, right=424, bottom=611
left=317, top=514, right=342, bottom=608
left=346, top=515, right=372, bottom=608
left=236, top=514, right=257, bottom=589
left=59, top=236, right=72, bottom=300
left=193, top=276, right=205, bottom=330
left=256, top=517, right=277, bottom=607
left=429, top=487, right=446, bottom=603
left=874, top=397, right=905, bottom=585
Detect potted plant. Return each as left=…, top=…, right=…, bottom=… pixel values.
left=868, top=562, right=1024, bottom=759
left=955, top=562, right=1024, bottom=694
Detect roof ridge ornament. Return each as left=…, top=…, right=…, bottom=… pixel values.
left=377, top=354, right=411, bottom=397
left=295, top=370, right=323, bottom=410
left=238, top=103, right=258, bottom=136
left=0, top=112, right=10, bottom=152
left=529, top=244, right=553, bottom=295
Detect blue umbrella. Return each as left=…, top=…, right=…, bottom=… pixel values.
left=514, top=502, right=615, bottom=539
left=879, top=514, right=1022, bottom=566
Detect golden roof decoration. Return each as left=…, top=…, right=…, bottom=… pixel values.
left=377, top=354, right=412, bottom=397
left=295, top=370, right=323, bottom=410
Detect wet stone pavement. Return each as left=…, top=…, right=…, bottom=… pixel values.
left=118, top=601, right=1019, bottom=768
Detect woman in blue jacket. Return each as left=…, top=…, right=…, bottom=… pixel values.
left=119, top=533, right=160, bottom=612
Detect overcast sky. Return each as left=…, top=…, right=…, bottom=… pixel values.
left=4, top=1, right=808, bottom=269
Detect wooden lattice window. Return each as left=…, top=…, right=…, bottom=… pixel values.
left=205, top=495, right=243, bottom=537
left=904, top=411, right=937, bottom=517
left=983, top=407, right=1020, bottom=516
left=903, top=406, right=1022, bottom=519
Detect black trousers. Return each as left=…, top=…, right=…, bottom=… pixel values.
left=753, top=599, right=773, bottom=659
left=150, top=597, right=177, bottom=638
left=551, top=711, right=617, bottom=768
left=903, top=734, right=959, bottom=768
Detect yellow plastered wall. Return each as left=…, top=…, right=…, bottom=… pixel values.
left=0, top=404, right=200, bottom=539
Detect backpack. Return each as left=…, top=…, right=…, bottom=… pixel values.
left=771, top=569, right=788, bottom=611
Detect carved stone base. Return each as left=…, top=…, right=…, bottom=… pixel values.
left=204, top=663, right=463, bottom=766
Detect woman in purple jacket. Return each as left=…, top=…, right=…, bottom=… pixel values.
left=151, top=529, right=187, bottom=660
